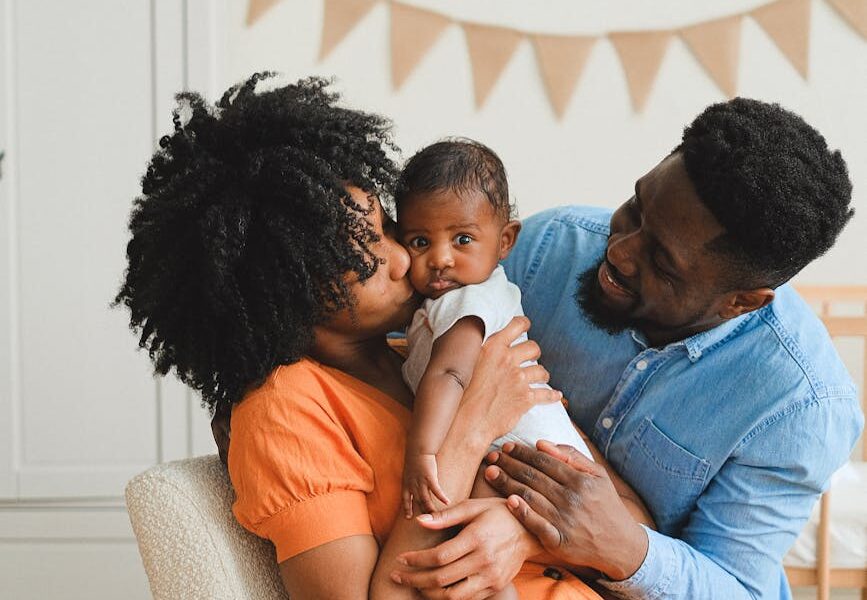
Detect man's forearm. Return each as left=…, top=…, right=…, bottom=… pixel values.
left=600, top=528, right=755, bottom=599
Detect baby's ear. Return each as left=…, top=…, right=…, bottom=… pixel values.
left=498, top=220, right=522, bottom=259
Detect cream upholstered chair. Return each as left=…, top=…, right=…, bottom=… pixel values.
left=785, top=286, right=867, bottom=600
left=126, top=455, right=288, bottom=600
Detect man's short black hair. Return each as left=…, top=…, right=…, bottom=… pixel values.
left=395, top=138, right=514, bottom=219
left=114, top=73, right=398, bottom=413
left=676, top=97, right=853, bottom=288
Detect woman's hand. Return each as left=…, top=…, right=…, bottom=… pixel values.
left=485, top=441, right=649, bottom=581
left=390, top=498, right=538, bottom=599
left=460, top=317, right=563, bottom=443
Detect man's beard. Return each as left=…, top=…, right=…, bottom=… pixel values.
left=574, top=263, right=639, bottom=335
left=575, top=261, right=716, bottom=342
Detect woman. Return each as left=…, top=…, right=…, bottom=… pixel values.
left=117, top=73, right=641, bottom=599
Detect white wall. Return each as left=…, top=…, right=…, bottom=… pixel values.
left=224, top=0, right=867, bottom=286
left=0, top=1, right=863, bottom=598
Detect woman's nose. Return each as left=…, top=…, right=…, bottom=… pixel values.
left=388, top=237, right=412, bottom=281
left=427, top=245, right=455, bottom=271
left=606, top=232, right=640, bottom=278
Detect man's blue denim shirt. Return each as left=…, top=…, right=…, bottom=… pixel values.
left=502, top=206, right=864, bottom=600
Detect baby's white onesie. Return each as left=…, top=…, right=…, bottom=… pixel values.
left=402, top=265, right=593, bottom=457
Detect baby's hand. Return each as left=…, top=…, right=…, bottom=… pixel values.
left=402, top=453, right=450, bottom=518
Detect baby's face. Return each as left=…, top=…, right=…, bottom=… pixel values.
left=397, top=189, right=518, bottom=299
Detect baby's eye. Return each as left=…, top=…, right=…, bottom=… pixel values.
left=455, top=234, right=473, bottom=245
left=408, top=237, right=429, bottom=249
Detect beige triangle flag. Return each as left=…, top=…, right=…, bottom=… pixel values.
left=609, top=31, right=673, bottom=112
left=319, top=0, right=378, bottom=61
left=680, top=15, right=743, bottom=98
left=826, top=0, right=867, bottom=39
left=463, top=23, right=524, bottom=108
left=246, top=0, right=282, bottom=26
left=751, top=0, right=811, bottom=78
left=531, top=35, right=597, bottom=118
left=390, top=3, right=451, bottom=90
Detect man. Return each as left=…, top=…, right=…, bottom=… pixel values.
left=482, top=98, right=862, bottom=598
left=387, top=98, right=861, bottom=599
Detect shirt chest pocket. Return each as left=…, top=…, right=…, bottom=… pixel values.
left=622, top=417, right=710, bottom=530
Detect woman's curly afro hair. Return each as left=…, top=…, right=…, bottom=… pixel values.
left=676, top=97, right=853, bottom=288
left=115, top=73, right=399, bottom=414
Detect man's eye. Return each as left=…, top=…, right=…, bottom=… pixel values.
left=653, top=259, right=675, bottom=284
left=455, top=234, right=472, bottom=245
left=408, top=237, right=429, bottom=249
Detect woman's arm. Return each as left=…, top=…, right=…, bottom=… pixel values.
left=403, top=317, right=484, bottom=515
left=278, top=535, right=380, bottom=600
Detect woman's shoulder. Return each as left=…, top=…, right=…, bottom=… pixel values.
left=232, top=358, right=337, bottom=426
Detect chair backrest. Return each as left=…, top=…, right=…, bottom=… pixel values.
left=126, top=455, right=288, bottom=600
left=796, top=285, right=867, bottom=460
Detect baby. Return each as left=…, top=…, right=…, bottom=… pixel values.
left=396, top=139, right=593, bottom=538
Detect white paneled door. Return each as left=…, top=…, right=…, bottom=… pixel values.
left=0, top=0, right=221, bottom=503
left=0, top=1, right=225, bottom=597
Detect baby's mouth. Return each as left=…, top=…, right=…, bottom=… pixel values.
left=429, top=278, right=457, bottom=291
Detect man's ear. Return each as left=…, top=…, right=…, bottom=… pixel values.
left=718, top=288, right=775, bottom=320
left=498, top=220, right=522, bottom=260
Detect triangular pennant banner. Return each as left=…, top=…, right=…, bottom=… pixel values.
left=609, top=31, right=672, bottom=112
left=531, top=34, right=597, bottom=119
left=680, top=15, right=743, bottom=98
left=463, top=23, right=523, bottom=108
left=319, top=0, right=378, bottom=61
left=246, top=0, right=282, bottom=26
left=826, top=0, right=867, bottom=39
left=390, top=3, right=451, bottom=90
left=751, top=0, right=811, bottom=78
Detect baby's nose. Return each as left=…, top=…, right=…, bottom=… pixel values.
left=428, top=247, right=455, bottom=270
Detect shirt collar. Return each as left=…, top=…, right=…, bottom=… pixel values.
left=629, top=310, right=757, bottom=363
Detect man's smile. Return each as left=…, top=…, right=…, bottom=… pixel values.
left=598, top=261, right=637, bottom=301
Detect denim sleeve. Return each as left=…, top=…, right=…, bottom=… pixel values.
left=601, top=394, right=863, bottom=599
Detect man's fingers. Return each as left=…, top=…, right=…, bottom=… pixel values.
left=412, top=499, right=493, bottom=531
left=506, top=495, right=562, bottom=550
left=503, top=442, right=576, bottom=484
left=495, top=442, right=575, bottom=490
left=397, top=531, right=475, bottom=568
left=483, top=464, right=559, bottom=521
left=538, top=440, right=600, bottom=475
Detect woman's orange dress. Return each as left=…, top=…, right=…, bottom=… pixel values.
left=229, top=359, right=601, bottom=599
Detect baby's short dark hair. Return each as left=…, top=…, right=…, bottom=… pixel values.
left=396, top=138, right=513, bottom=219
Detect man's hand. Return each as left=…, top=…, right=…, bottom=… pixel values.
left=390, top=498, right=538, bottom=599
left=485, top=441, right=649, bottom=581
left=211, top=403, right=231, bottom=465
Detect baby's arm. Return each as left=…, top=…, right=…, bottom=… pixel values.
left=403, top=316, right=484, bottom=517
